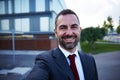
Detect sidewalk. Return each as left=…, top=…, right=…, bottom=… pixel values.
left=0, top=67, right=31, bottom=80
left=0, top=50, right=45, bottom=55
left=0, top=50, right=45, bottom=80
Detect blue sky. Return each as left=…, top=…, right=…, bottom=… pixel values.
left=65, top=0, right=120, bottom=29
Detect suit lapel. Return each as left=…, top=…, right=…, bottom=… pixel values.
left=52, top=48, right=74, bottom=80
left=78, top=51, right=89, bottom=80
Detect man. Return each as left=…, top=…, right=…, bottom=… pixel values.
left=25, top=9, right=98, bottom=80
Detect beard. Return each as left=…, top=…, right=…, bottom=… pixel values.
left=58, top=35, right=79, bottom=50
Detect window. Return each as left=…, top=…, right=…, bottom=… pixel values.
left=15, top=18, right=29, bottom=32
left=8, top=0, right=12, bottom=14
left=40, top=17, right=49, bottom=32
left=36, top=0, right=45, bottom=12
left=14, top=0, right=29, bottom=13
left=15, top=19, right=21, bottom=31
left=0, top=1, right=5, bottom=14
left=21, top=18, right=29, bottom=32
left=1, top=19, right=9, bottom=31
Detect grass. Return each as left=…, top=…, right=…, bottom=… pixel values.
left=81, top=42, right=120, bottom=54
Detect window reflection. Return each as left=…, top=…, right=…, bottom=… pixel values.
left=40, top=17, right=49, bottom=32
left=8, top=0, right=12, bottom=14
left=15, top=18, right=29, bottom=32
left=0, top=1, right=5, bottom=14
left=36, top=0, right=45, bottom=12
left=1, top=19, right=9, bottom=31
left=14, top=0, right=29, bottom=13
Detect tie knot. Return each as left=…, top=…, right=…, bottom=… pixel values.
left=68, top=54, right=76, bottom=60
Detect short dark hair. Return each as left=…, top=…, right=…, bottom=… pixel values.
left=55, top=9, right=80, bottom=28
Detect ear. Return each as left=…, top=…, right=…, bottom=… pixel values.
left=79, top=27, right=82, bottom=32
left=80, top=27, right=82, bottom=30
left=54, top=29, right=58, bottom=38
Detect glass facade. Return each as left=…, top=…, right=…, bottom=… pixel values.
left=8, top=0, right=12, bottom=14
left=0, top=1, right=5, bottom=14
left=15, top=18, right=29, bottom=32
left=36, top=0, right=45, bottom=12
left=14, top=0, right=29, bottom=13
left=50, top=0, right=66, bottom=14
left=40, top=17, right=49, bottom=32
left=1, top=19, right=9, bottom=31
left=0, top=0, right=66, bottom=33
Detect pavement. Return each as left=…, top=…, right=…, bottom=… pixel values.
left=0, top=50, right=45, bottom=80
left=94, top=51, right=120, bottom=80
left=0, top=50, right=120, bottom=80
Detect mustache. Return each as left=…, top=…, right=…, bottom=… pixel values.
left=61, top=35, right=77, bottom=39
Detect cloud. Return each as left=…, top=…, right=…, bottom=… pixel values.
left=65, top=0, right=120, bottom=28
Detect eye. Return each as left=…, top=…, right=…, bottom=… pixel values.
left=71, top=24, right=79, bottom=29
left=59, top=25, right=67, bottom=30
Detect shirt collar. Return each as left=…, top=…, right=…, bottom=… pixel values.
left=59, top=45, right=79, bottom=58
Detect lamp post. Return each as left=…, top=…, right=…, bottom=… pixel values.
left=12, top=29, right=15, bottom=66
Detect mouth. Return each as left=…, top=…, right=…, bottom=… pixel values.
left=59, top=35, right=79, bottom=50
left=62, top=35, right=76, bottom=42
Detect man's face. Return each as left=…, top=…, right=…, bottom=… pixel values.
left=54, top=14, right=81, bottom=51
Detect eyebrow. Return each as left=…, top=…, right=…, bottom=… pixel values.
left=71, top=24, right=79, bottom=26
left=59, top=25, right=67, bottom=28
left=58, top=24, right=79, bottom=29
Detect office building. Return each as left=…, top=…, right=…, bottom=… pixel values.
left=0, top=0, right=66, bottom=50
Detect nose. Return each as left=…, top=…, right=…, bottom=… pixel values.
left=65, top=28, right=73, bottom=36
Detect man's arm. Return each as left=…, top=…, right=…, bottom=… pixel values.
left=24, top=55, right=50, bottom=80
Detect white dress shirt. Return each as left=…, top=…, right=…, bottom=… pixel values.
left=59, top=45, right=85, bottom=80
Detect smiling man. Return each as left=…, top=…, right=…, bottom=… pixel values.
left=54, top=11, right=80, bottom=53
left=24, top=9, right=98, bottom=80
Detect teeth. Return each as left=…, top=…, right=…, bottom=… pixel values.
left=68, top=37, right=74, bottom=39
left=65, top=37, right=74, bottom=39
left=65, top=37, right=75, bottom=41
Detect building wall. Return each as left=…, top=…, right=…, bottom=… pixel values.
left=0, top=0, right=66, bottom=33
left=0, top=0, right=66, bottom=50
left=0, top=33, right=58, bottom=50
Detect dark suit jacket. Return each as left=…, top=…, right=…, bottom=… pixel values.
left=25, top=47, right=98, bottom=80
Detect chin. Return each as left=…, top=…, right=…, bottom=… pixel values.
left=64, top=44, right=76, bottom=50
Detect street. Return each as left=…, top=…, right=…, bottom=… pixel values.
left=94, top=51, right=120, bottom=80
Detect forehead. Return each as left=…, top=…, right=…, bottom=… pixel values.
left=56, top=14, right=79, bottom=26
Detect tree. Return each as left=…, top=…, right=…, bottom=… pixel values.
left=99, top=26, right=107, bottom=37
left=103, top=20, right=108, bottom=30
left=102, top=16, right=114, bottom=33
left=117, top=25, right=120, bottom=34
left=81, top=27, right=106, bottom=50
left=116, top=16, right=120, bottom=34
left=107, top=16, right=114, bottom=32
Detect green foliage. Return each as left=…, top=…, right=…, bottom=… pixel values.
left=81, top=27, right=106, bottom=50
left=103, top=21, right=108, bottom=30
left=102, top=16, right=114, bottom=32
left=107, top=16, right=114, bottom=31
left=116, top=25, right=120, bottom=34
left=100, top=27, right=107, bottom=36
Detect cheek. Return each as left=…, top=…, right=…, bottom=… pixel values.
left=74, top=30, right=80, bottom=35
left=55, top=30, right=64, bottom=38
left=76, top=33, right=80, bottom=38
left=74, top=31, right=81, bottom=39
left=58, top=32, right=64, bottom=38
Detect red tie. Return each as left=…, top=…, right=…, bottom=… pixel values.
left=68, top=54, right=80, bottom=80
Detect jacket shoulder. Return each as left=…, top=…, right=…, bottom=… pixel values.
left=35, top=48, right=59, bottom=61
left=79, top=51, right=94, bottom=59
